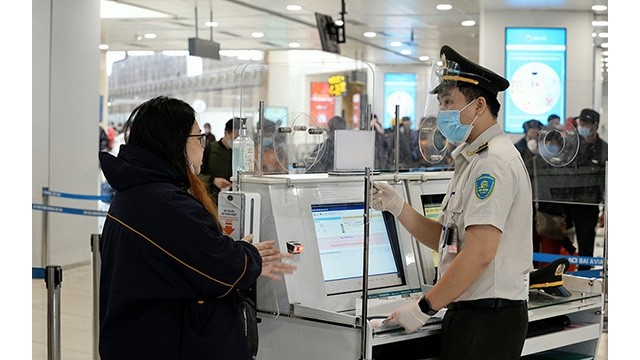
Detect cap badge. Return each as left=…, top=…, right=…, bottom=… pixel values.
left=554, top=263, right=566, bottom=277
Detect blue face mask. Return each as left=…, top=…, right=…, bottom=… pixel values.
left=437, top=99, right=478, bottom=143
left=577, top=125, right=591, bottom=138
left=545, top=144, right=560, bottom=155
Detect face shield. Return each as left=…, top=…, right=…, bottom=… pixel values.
left=419, top=56, right=479, bottom=164
left=418, top=116, right=448, bottom=164
left=419, top=57, right=471, bottom=162
left=537, top=122, right=580, bottom=167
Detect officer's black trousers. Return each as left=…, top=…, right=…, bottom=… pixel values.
left=440, top=302, right=528, bottom=360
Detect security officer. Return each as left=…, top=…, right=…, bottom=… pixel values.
left=371, top=45, right=532, bottom=359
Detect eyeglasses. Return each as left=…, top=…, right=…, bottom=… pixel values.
left=188, top=134, right=206, bottom=148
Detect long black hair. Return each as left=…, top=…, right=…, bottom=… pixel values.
left=123, top=96, right=195, bottom=186
left=122, top=96, right=221, bottom=226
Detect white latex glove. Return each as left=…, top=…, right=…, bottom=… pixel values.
left=371, top=181, right=404, bottom=217
left=385, top=299, right=430, bottom=334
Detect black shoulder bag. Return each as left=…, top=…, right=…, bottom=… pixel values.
left=237, top=290, right=259, bottom=358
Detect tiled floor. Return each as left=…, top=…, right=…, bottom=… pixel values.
left=33, top=235, right=609, bottom=359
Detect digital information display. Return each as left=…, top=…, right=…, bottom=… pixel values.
left=264, top=106, right=288, bottom=126
left=383, top=73, right=417, bottom=129
left=504, top=28, right=566, bottom=133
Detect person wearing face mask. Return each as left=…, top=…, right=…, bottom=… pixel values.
left=371, top=45, right=532, bottom=359
left=547, top=114, right=562, bottom=129
left=513, top=119, right=570, bottom=266
left=514, top=119, right=544, bottom=167
left=564, top=108, right=608, bottom=271
left=514, top=122, right=578, bottom=270
left=98, top=97, right=296, bottom=359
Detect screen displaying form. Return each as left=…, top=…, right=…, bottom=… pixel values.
left=311, top=203, right=405, bottom=295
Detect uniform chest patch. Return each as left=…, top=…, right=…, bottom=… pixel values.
left=475, top=173, right=495, bottom=200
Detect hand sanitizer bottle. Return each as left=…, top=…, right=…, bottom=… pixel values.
left=231, top=118, right=255, bottom=176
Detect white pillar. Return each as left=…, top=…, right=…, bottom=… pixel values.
left=32, top=0, right=101, bottom=266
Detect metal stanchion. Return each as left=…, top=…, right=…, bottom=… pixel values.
left=91, top=234, right=101, bottom=359
left=602, top=161, right=608, bottom=332
left=394, top=105, right=400, bottom=174
left=257, top=100, right=264, bottom=176
left=42, top=187, right=50, bottom=267
left=360, top=168, right=372, bottom=360
left=45, top=265, right=62, bottom=360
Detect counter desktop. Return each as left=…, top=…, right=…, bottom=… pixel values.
left=233, top=172, right=604, bottom=360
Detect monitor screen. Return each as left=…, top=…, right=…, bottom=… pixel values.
left=421, top=194, right=445, bottom=220
left=315, top=12, right=341, bottom=54
left=311, top=202, right=405, bottom=295
left=503, top=27, right=567, bottom=133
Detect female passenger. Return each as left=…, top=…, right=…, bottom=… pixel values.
left=98, top=96, right=295, bottom=359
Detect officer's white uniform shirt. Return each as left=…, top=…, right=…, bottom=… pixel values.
left=437, top=123, right=533, bottom=301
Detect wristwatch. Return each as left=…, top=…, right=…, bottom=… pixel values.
left=418, top=296, right=438, bottom=316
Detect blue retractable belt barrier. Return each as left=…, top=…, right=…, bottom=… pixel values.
left=42, top=188, right=111, bottom=202
left=533, top=252, right=604, bottom=267
left=33, top=188, right=110, bottom=218
left=33, top=267, right=46, bottom=279
left=32, top=203, right=107, bottom=217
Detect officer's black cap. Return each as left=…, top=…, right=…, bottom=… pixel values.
left=523, top=119, right=543, bottom=132
left=578, top=108, right=600, bottom=125
left=529, top=258, right=572, bottom=297
left=430, top=45, right=510, bottom=97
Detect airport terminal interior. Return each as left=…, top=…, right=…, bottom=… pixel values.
left=31, top=0, right=612, bottom=359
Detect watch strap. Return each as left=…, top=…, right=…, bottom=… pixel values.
left=418, top=296, right=438, bottom=316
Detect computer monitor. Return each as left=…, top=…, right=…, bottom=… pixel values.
left=420, top=194, right=445, bottom=285
left=310, top=202, right=405, bottom=296
left=421, top=194, right=445, bottom=220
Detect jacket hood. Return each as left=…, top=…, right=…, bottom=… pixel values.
left=99, top=144, right=187, bottom=191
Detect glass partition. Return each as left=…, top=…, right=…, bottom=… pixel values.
left=231, top=58, right=454, bottom=175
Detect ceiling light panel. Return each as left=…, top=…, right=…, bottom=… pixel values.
left=100, top=0, right=170, bottom=19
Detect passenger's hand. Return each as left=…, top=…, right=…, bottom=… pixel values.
left=371, top=181, right=405, bottom=217
left=385, top=299, right=430, bottom=334
left=253, top=239, right=297, bottom=280
left=213, top=177, right=232, bottom=190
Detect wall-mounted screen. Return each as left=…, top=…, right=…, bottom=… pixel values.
left=264, top=106, right=288, bottom=126
left=315, top=13, right=341, bottom=54
left=311, top=203, right=405, bottom=295
left=383, top=73, right=417, bottom=129
left=504, top=27, right=566, bottom=133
